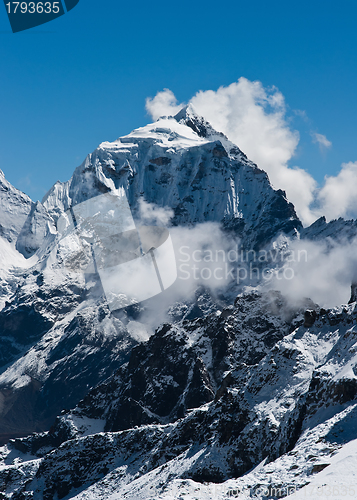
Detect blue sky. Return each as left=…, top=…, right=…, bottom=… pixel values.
left=1, top=0, right=357, bottom=213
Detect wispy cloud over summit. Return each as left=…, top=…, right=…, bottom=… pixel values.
left=145, top=89, right=183, bottom=121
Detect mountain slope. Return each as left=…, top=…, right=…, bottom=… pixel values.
left=2, top=291, right=357, bottom=499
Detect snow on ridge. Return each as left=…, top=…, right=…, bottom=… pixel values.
left=0, top=168, right=32, bottom=245
left=100, top=116, right=210, bottom=152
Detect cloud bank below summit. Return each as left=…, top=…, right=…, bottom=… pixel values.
left=146, top=79, right=357, bottom=227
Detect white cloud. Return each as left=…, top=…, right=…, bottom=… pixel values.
left=311, top=132, right=332, bottom=151
left=145, top=79, right=357, bottom=227
left=188, top=79, right=322, bottom=226
left=270, top=237, right=357, bottom=308
left=138, top=198, right=174, bottom=226
left=145, top=89, right=184, bottom=121
left=294, top=109, right=308, bottom=121
left=190, top=78, right=298, bottom=175
left=317, top=162, right=357, bottom=221
left=130, top=222, right=236, bottom=330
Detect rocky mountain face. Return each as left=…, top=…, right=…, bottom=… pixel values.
left=2, top=291, right=357, bottom=499
left=1, top=107, right=357, bottom=499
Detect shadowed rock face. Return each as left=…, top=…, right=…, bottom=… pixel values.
left=60, top=291, right=292, bottom=432
left=4, top=291, right=357, bottom=500
left=0, top=302, right=136, bottom=444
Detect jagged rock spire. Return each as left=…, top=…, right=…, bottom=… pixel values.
left=173, top=104, right=227, bottom=139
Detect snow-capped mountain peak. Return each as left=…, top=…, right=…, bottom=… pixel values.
left=0, top=168, right=32, bottom=245
left=39, top=107, right=301, bottom=250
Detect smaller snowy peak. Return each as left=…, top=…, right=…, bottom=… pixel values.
left=0, top=169, right=32, bottom=244
left=0, top=169, right=31, bottom=205
left=16, top=200, right=57, bottom=258
left=42, top=179, right=72, bottom=223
